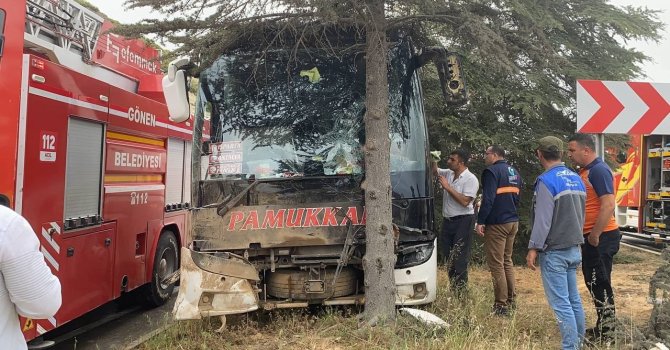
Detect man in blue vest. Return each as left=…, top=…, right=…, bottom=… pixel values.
left=527, top=136, right=586, bottom=349
left=475, top=145, right=522, bottom=316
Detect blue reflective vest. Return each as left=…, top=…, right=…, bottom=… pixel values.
left=477, top=160, right=522, bottom=225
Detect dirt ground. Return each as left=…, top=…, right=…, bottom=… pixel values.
left=469, top=245, right=664, bottom=326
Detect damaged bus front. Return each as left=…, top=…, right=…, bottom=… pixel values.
left=164, top=36, right=463, bottom=320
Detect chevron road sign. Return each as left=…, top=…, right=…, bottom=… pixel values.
left=577, top=80, right=670, bottom=134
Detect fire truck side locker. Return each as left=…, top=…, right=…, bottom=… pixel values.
left=642, top=135, right=670, bottom=241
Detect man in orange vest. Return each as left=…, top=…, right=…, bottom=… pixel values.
left=567, top=133, right=621, bottom=343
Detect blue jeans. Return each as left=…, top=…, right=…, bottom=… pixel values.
left=539, top=246, right=585, bottom=350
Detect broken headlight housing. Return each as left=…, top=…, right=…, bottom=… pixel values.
left=395, top=243, right=434, bottom=268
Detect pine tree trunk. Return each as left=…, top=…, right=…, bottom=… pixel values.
left=361, top=0, right=396, bottom=326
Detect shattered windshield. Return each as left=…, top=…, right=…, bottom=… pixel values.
left=196, top=42, right=428, bottom=195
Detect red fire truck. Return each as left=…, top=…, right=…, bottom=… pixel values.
left=0, top=0, right=192, bottom=344
left=611, top=134, right=670, bottom=242
left=612, top=134, right=642, bottom=231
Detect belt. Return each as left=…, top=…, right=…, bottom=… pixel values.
left=444, top=214, right=473, bottom=221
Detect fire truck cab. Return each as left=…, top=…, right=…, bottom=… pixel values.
left=0, top=0, right=192, bottom=343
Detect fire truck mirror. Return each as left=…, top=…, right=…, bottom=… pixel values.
left=163, top=58, right=191, bottom=123
left=163, top=69, right=190, bottom=122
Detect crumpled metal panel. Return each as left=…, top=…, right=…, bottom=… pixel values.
left=190, top=249, right=260, bottom=281
left=173, top=247, right=259, bottom=320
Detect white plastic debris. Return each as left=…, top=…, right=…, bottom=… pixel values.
left=399, top=307, right=450, bottom=328
left=651, top=342, right=669, bottom=350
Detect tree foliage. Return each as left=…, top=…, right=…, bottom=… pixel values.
left=417, top=0, right=662, bottom=259
left=422, top=0, right=662, bottom=159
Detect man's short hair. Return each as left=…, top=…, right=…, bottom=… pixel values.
left=539, top=149, right=562, bottom=161
left=489, top=145, right=505, bottom=158
left=568, top=133, right=596, bottom=150
left=450, top=149, right=470, bottom=165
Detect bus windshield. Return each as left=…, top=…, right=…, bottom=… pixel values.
left=195, top=41, right=429, bottom=197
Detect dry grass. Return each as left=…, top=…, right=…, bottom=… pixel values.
left=138, top=246, right=663, bottom=349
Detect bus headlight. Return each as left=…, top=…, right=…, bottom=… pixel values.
left=395, top=243, right=434, bottom=268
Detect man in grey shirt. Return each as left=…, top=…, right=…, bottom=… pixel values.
left=527, top=136, right=586, bottom=350
left=432, top=149, right=479, bottom=292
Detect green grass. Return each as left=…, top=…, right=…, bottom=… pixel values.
left=613, top=250, right=647, bottom=265
left=137, top=263, right=655, bottom=350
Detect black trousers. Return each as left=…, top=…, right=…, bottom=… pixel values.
left=582, top=229, right=621, bottom=331
left=439, top=214, right=474, bottom=290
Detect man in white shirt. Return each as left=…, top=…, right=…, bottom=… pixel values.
left=0, top=206, right=62, bottom=349
left=432, top=149, right=479, bottom=292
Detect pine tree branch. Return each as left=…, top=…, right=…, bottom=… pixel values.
left=218, top=12, right=317, bottom=25
left=387, top=14, right=459, bottom=28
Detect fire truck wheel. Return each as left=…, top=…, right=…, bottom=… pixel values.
left=145, top=230, right=179, bottom=307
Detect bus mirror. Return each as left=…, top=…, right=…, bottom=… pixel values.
left=443, top=53, right=467, bottom=104
left=417, top=48, right=467, bottom=106
left=163, top=58, right=191, bottom=122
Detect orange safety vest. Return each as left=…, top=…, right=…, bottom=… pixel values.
left=580, top=168, right=618, bottom=234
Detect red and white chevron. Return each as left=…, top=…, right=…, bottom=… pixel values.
left=35, top=221, right=61, bottom=334
left=577, top=80, right=670, bottom=134
left=39, top=221, right=61, bottom=272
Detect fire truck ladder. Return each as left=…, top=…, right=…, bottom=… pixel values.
left=25, top=0, right=103, bottom=62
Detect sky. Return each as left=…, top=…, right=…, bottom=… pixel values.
left=608, top=0, right=670, bottom=83
left=88, top=0, right=670, bottom=83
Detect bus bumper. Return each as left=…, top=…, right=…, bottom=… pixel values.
left=394, top=239, right=437, bottom=305
left=173, top=247, right=259, bottom=320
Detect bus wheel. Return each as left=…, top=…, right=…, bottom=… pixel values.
left=144, top=230, right=178, bottom=307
